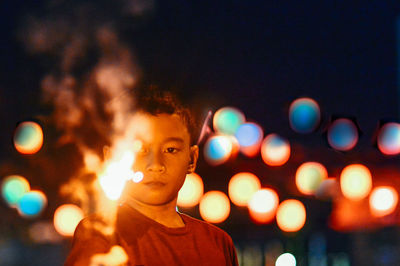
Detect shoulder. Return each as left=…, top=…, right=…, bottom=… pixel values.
left=65, top=215, right=114, bottom=266
left=180, top=213, right=239, bottom=265
left=73, top=214, right=113, bottom=241
left=180, top=213, right=234, bottom=243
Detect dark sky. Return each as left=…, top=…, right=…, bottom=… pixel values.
left=2, top=1, right=400, bottom=143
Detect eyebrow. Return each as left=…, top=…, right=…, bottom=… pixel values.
left=164, top=137, right=185, bottom=143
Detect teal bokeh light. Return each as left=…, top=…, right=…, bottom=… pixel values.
left=1, top=175, right=30, bottom=207
left=213, top=107, right=245, bottom=135
left=13, top=121, right=43, bottom=154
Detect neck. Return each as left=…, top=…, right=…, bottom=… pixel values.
left=123, top=196, right=185, bottom=228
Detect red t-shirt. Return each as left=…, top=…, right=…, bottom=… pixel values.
left=65, top=204, right=238, bottom=266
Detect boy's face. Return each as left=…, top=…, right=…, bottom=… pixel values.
left=125, top=112, right=198, bottom=206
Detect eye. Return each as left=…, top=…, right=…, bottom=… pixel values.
left=165, top=147, right=179, bottom=154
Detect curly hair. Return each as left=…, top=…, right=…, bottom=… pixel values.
left=133, top=87, right=199, bottom=145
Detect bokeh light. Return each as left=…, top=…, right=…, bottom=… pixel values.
left=276, top=199, right=306, bottom=232
left=295, top=162, right=328, bottom=195
left=17, top=190, right=47, bottom=218
left=377, top=122, right=400, bottom=155
left=369, top=186, right=398, bottom=217
left=177, top=173, right=204, bottom=208
left=213, top=107, right=245, bottom=135
left=235, top=122, right=263, bottom=157
left=340, top=164, right=372, bottom=201
left=29, top=221, right=63, bottom=244
left=261, top=134, right=291, bottom=166
left=1, top=175, right=30, bottom=207
left=199, top=191, right=230, bottom=223
left=13, top=121, right=44, bottom=154
left=289, top=97, right=320, bottom=133
left=327, top=118, right=358, bottom=151
left=248, top=188, right=279, bottom=224
left=276, top=253, right=296, bottom=266
left=53, top=204, right=84, bottom=237
left=315, top=178, right=340, bottom=200
left=228, top=172, right=261, bottom=207
left=203, top=135, right=235, bottom=165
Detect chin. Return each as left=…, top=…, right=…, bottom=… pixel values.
left=138, top=196, right=176, bottom=206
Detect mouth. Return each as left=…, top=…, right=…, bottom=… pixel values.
left=143, top=181, right=166, bottom=188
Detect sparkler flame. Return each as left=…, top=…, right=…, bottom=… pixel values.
left=98, top=149, right=142, bottom=201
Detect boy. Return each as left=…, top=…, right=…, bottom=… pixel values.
left=65, top=89, right=238, bottom=265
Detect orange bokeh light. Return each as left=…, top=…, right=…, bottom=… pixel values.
left=53, top=204, right=84, bottom=237
left=261, top=134, right=291, bottom=166
left=340, top=164, right=372, bottom=201
left=276, top=199, right=306, bottom=232
left=295, top=162, right=328, bottom=195
left=199, top=191, right=230, bottom=223
left=177, top=173, right=204, bottom=208
left=228, top=172, right=261, bottom=207
left=369, top=186, right=398, bottom=217
left=248, top=188, right=279, bottom=224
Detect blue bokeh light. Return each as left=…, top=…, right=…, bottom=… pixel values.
left=377, top=122, right=400, bottom=155
left=204, top=136, right=233, bottom=165
left=289, top=98, right=320, bottom=133
left=235, top=123, right=263, bottom=147
left=327, top=119, right=358, bottom=151
left=17, top=191, right=47, bottom=218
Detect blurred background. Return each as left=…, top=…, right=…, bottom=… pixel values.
left=1, top=0, right=400, bottom=265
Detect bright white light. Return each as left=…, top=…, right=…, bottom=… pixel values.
left=276, top=253, right=296, bottom=266
left=99, top=150, right=136, bottom=200
left=132, top=172, right=144, bottom=183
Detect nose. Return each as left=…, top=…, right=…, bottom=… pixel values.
left=146, top=150, right=166, bottom=173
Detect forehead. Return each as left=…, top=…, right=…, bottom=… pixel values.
left=127, top=112, right=190, bottom=143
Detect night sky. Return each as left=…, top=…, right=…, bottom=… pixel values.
left=1, top=1, right=400, bottom=151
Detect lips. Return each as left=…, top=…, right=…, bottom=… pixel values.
left=143, top=181, right=166, bottom=188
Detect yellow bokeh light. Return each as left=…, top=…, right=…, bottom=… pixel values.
left=248, top=188, right=279, bottom=224
left=177, top=173, right=204, bottom=208
left=199, top=191, right=230, bottom=223
left=53, top=204, right=84, bottom=237
left=369, top=186, right=398, bottom=217
left=276, top=199, right=306, bottom=232
left=340, top=164, right=372, bottom=201
left=228, top=172, right=261, bottom=207
left=296, top=162, right=328, bottom=195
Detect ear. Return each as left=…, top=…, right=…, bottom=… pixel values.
left=187, top=145, right=199, bottom=174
